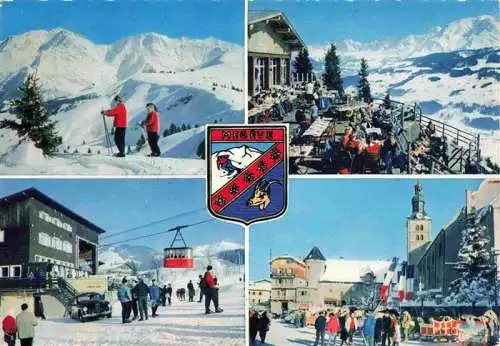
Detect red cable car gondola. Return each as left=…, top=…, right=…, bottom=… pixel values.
left=163, top=227, right=194, bottom=269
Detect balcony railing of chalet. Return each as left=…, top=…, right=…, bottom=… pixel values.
left=0, top=277, right=46, bottom=291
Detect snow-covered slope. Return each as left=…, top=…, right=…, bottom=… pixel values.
left=0, top=29, right=244, bottom=175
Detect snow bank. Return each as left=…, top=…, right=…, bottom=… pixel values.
left=2, top=139, right=46, bottom=167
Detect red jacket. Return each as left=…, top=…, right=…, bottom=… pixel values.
left=105, top=103, right=128, bottom=128
left=327, top=316, right=340, bottom=333
left=366, top=142, right=380, bottom=154
left=144, top=111, right=160, bottom=133
left=2, top=315, right=16, bottom=335
left=204, top=271, right=215, bottom=289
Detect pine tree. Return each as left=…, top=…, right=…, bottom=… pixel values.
left=169, top=123, right=177, bottom=135
left=163, top=129, right=170, bottom=138
left=136, top=134, right=146, bottom=152
left=181, top=124, right=187, bottom=131
left=322, top=44, right=344, bottom=98
left=447, top=208, right=496, bottom=310
left=357, top=58, right=372, bottom=103
left=196, top=139, right=205, bottom=159
left=0, top=72, right=62, bottom=155
left=293, top=48, right=313, bottom=75
left=383, top=91, right=392, bottom=109
left=187, top=124, right=192, bottom=130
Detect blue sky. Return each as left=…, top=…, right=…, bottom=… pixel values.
left=249, top=0, right=498, bottom=44
left=250, top=178, right=483, bottom=281
left=0, top=0, right=244, bottom=45
left=0, top=179, right=244, bottom=251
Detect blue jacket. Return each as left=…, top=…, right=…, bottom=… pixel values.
left=315, top=315, right=327, bottom=331
left=117, top=284, right=132, bottom=303
left=150, top=284, right=160, bottom=300
left=363, top=315, right=376, bottom=337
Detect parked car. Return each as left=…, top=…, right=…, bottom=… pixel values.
left=70, top=292, right=112, bottom=322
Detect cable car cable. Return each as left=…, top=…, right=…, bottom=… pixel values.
left=100, top=207, right=205, bottom=239
left=99, top=218, right=215, bottom=248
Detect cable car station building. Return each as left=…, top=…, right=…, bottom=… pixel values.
left=0, top=188, right=105, bottom=288
left=248, top=11, right=306, bottom=96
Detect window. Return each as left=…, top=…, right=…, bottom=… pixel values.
left=259, top=292, right=262, bottom=296
left=0, top=266, right=9, bottom=278
left=39, top=232, right=51, bottom=247
left=10, top=265, right=21, bottom=278
left=63, top=241, right=73, bottom=254
left=0, top=229, right=4, bottom=243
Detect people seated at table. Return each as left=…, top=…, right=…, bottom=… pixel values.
left=425, top=121, right=436, bottom=138
left=381, top=133, right=406, bottom=174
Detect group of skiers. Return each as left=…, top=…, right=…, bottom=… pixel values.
left=2, top=304, right=38, bottom=346
left=116, top=265, right=223, bottom=324
left=101, top=95, right=161, bottom=157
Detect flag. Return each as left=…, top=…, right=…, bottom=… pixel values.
left=406, top=265, right=415, bottom=300
left=398, top=261, right=407, bottom=301
left=380, top=257, right=398, bottom=301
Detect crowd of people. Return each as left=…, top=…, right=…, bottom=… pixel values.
left=308, top=308, right=499, bottom=346
left=116, top=265, right=223, bottom=324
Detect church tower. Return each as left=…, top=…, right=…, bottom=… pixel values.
left=407, top=180, right=432, bottom=266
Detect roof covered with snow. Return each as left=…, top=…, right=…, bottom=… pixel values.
left=250, top=279, right=272, bottom=291
left=469, top=179, right=500, bottom=211
left=248, top=10, right=306, bottom=50
left=320, top=259, right=392, bottom=283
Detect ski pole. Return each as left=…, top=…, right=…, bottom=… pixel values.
left=101, top=112, right=113, bottom=155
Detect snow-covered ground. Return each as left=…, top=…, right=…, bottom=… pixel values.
left=0, top=29, right=244, bottom=175
left=264, top=320, right=443, bottom=346
left=33, top=278, right=244, bottom=346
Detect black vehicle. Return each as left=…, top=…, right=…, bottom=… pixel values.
left=70, top=292, right=112, bottom=322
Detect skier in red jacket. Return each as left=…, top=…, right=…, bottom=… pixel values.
left=102, top=95, right=128, bottom=157
left=141, top=103, right=161, bottom=157
left=203, top=265, right=223, bottom=314
left=2, top=313, right=17, bottom=346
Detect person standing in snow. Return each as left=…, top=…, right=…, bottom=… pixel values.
left=134, top=278, right=150, bottom=321
left=102, top=95, right=128, bottom=157
left=327, top=312, right=340, bottom=346
left=130, top=279, right=139, bottom=320
left=346, top=312, right=358, bottom=345
left=314, top=311, right=327, bottom=346
left=204, top=265, right=223, bottom=314
left=249, top=310, right=259, bottom=346
left=140, top=103, right=161, bottom=157
left=117, top=277, right=132, bottom=324
left=363, top=311, right=376, bottom=346
left=2, top=311, right=17, bottom=346
left=258, top=311, right=270, bottom=344
left=16, top=304, right=37, bottom=346
left=187, top=280, right=195, bottom=302
left=197, top=275, right=205, bottom=303
left=149, top=279, right=160, bottom=317
left=166, top=284, right=173, bottom=305
left=160, top=285, right=167, bottom=307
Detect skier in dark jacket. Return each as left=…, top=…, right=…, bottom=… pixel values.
left=187, top=280, right=195, bottom=302
left=134, top=278, right=150, bottom=321
left=197, top=275, right=205, bottom=303
left=314, top=312, right=327, bottom=346
left=160, top=285, right=167, bottom=307
left=166, top=284, right=173, bottom=305
left=258, top=311, right=271, bottom=344
left=130, top=280, right=139, bottom=320
left=381, top=312, right=392, bottom=346
left=249, top=310, right=259, bottom=346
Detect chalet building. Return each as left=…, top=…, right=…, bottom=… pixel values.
left=0, top=188, right=105, bottom=286
left=249, top=279, right=272, bottom=306
left=416, top=179, right=500, bottom=298
left=269, top=247, right=391, bottom=314
left=248, top=10, right=305, bottom=96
